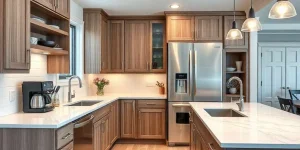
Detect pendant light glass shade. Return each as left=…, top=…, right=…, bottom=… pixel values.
left=241, top=5, right=262, bottom=32
left=269, top=0, right=297, bottom=19
left=226, top=0, right=243, bottom=40
left=226, top=21, right=243, bottom=40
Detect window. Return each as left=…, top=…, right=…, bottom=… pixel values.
left=59, top=25, right=77, bottom=80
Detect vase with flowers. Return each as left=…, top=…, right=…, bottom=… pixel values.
left=156, top=81, right=165, bottom=95
left=93, top=78, right=109, bottom=96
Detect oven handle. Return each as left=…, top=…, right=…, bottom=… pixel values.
left=74, top=115, right=94, bottom=129
left=172, top=104, right=191, bottom=107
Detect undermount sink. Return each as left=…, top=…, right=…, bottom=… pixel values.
left=204, top=109, right=247, bottom=117
left=66, top=100, right=102, bottom=106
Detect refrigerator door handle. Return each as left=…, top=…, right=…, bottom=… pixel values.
left=194, top=50, right=197, bottom=97
left=189, top=50, right=192, bottom=97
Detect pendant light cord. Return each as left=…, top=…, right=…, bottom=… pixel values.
left=233, top=0, right=236, bottom=21
left=251, top=0, right=253, bottom=8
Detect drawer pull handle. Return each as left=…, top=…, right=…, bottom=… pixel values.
left=62, top=133, right=72, bottom=140
left=74, top=115, right=94, bottom=129
left=208, top=143, right=216, bottom=150
left=146, top=103, right=156, bottom=105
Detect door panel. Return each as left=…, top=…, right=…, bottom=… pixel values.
left=33, top=0, right=54, bottom=10
left=124, top=21, right=150, bottom=72
left=4, top=0, right=30, bottom=70
left=167, top=16, right=195, bottom=41
left=261, top=47, right=285, bottom=109
left=55, top=0, right=70, bottom=18
left=101, top=16, right=109, bottom=73
left=121, top=100, right=136, bottom=138
left=286, top=47, right=300, bottom=93
left=195, top=16, right=222, bottom=41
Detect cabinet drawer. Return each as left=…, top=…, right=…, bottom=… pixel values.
left=137, top=100, right=166, bottom=108
left=59, top=141, right=73, bottom=150
left=56, top=123, right=74, bottom=149
left=193, top=113, right=222, bottom=150
left=93, top=105, right=111, bottom=123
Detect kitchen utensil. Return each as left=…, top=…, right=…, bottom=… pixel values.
left=236, top=61, right=243, bottom=72
left=38, top=40, right=56, bottom=47
left=30, top=37, right=38, bottom=45
left=30, top=94, right=46, bottom=109
left=226, top=67, right=236, bottom=72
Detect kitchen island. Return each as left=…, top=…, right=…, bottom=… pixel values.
left=189, top=102, right=300, bottom=150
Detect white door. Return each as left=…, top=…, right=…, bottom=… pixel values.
left=261, top=47, right=286, bottom=108
left=286, top=47, right=300, bottom=97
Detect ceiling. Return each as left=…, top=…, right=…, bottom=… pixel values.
left=257, top=0, right=300, bottom=24
left=73, top=0, right=252, bottom=16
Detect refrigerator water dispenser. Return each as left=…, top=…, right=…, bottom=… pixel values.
left=175, top=73, right=187, bottom=94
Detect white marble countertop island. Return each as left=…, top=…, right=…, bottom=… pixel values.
left=189, top=102, right=300, bottom=149
left=0, top=93, right=166, bottom=129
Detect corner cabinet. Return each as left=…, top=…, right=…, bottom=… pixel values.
left=195, top=16, right=223, bottom=42
left=150, top=20, right=167, bottom=73
left=0, top=0, right=31, bottom=73
left=224, top=16, right=248, bottom=49
left=167, top=16, right=195, bottom=41
left=124, top=20, right=150, bottom=73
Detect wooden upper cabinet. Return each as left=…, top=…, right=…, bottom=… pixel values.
left=55, top=0, right=70, bottom=18
left=125, top=20, right=150, bottom=73
left=167, top=16, right=195, bottom=41
left=109, top=20, right=125, bottom=73
left=224, top=16, right=248, bottom=49
left=33, top=0, right=55, bottom=10
left=137, top=108, right=166, bottom=139
left=121, top=100, right=136, bottom=138
left=195, top=16, right=223, bottom=41
left=101, top=16, right=109, bottom=73
left=0, top=0, right=30, bottom=72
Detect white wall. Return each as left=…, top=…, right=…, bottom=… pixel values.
left=86, top=74, right=167, bottom=96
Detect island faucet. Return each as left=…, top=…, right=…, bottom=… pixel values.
left=68, top=76, right=83, bottom=102
left=227, top=76, right=244, bottom=111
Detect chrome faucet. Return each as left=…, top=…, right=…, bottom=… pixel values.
left=227, top=76, right=244, bottom=111
left=68, top=76, right=83, bottom=102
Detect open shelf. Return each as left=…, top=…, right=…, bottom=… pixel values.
left=31, top=18, right=69, bottom=36
left=30, top=44, right=69, bottom=55
left=226, top=94, right=245, bottom=98
left=226, top=71, right=245, bottom=74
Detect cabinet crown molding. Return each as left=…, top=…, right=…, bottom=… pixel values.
left=164, top=11, right=246, bottom=16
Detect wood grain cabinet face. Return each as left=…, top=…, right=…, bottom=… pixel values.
left=224, top=16, right=248, bottom=49
left=101, top=16, right=110, bottom=73
left=93, top=115, right=110, bottom=150
left=109, top=101, right=120, bottom=144
left=121, top=100, right=136, bottom=138
left=195, top=16, right=223, bottom=41
left=55, top=0, right=70, bottom=18
left=125, top=21, right=150, bottom=73
left=137, top=108, right=166, bottom=139
left=33, top=0, right=55, bottom=10
left=109, top=20, right=125, bottom=73
left=191, top=124, right=207, bottom=150
left=1, top=0, right=30, bottom=72
left=167, top=16, right=195, bottom=41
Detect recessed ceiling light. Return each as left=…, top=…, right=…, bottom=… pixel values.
left=170, top=4, right=180, bottom=9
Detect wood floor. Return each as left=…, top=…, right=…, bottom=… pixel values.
left=112, top=144, right=190, bottom=150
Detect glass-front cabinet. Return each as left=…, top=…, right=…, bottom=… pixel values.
left=150, top=20, right=166, bottom=73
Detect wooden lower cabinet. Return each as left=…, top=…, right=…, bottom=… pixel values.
left=109, top=101, right=120, bottom=144
left=191, top=124, right=208, bottom=150
left=93, top=114, right=110, bottom=150
left=121, top=100, right=136, bottom=138
left=60, top=141, right=74, bottom=150
left=137, top=108, right=165, bottom=139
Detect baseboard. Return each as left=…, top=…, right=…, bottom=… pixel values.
left=115, top=139, right=166, bottom=145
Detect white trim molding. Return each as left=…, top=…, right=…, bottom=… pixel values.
left=262, top=24, right=300, bottom=30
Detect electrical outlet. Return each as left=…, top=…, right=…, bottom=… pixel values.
left=9, top=90, right=16, bottom=102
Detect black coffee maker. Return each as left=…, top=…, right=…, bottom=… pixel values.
left=22, top=81, right=54, bottom=113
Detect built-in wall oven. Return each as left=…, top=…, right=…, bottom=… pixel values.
left=73, top=114, right=94, bottom=150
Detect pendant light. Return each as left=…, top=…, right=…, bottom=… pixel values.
left=226, top=0, right=243, bottom=40
left=241, top=0, right=262, bottom=32
left=269, top=0, right=297, bottom=19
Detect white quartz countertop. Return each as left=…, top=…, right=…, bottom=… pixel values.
left=189, top=102, right=300, bottom=149
left=0, top=93, right=166, bottom=129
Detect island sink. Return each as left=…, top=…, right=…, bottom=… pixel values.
left=66, top=100, right=102, bottom=106
left=204, top=109, right=246, bottom=117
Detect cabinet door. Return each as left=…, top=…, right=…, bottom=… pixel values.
left=137, top=108, right=165, bottom=139
left=33, top=0, right=55, bottom=10
left=121, top=100, right=136, bottom=138
left=125, top=21, right=150, bottom=73
left=84, top=11, right=101, bottom=74
left=55, top=0, right=70, bottom=18
left=167, top=16, right=194, bottom=41
left=59, top=141, right=73, bottom=150
left=195, top=16, right=222, bottom=41
left=150, top=20, right=166, bottom=73
left=109, top=20, right=125, bottom=73
left=93, top=115, right=110, bottom=150
left=101, top=16, right=110, bottom=73
left=191, top=124, right=208, bottom=150
left=224, top=16, right=248, bottom=49
left=109, top=101, right=119, bottom=144
left=2, top=0, right=30, bottom=70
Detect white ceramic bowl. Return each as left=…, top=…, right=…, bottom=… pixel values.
left=30, top=37, right=38, bottom=45
left=226, top=67, right=236, bottom=72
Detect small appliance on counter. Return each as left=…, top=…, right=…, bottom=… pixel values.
left=22, top=81, right=55, bottom=113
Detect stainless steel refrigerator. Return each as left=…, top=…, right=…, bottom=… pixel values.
left=168, top=43, right=223, bottom=146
